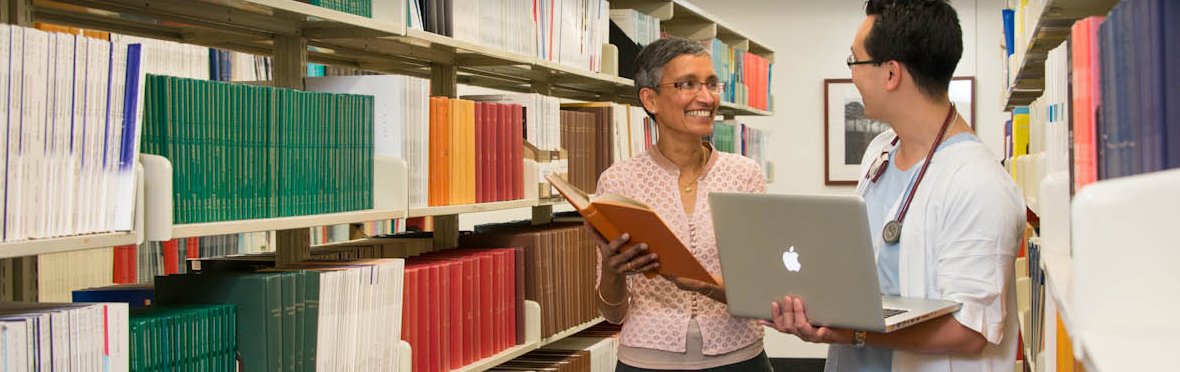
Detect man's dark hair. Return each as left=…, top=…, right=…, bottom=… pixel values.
left=864, top=0, right=962, bottom=100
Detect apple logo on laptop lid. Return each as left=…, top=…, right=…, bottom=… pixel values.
left=782, top=246, right=801, bottom=272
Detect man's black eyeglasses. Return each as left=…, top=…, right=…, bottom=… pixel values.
left=846, top=54, right=881, bottom=68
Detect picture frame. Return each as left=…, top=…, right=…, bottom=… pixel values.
left=823, top=76, right=975, bottom=185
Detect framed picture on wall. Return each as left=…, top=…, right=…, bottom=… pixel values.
left=823, top=77, right=975, bottom=185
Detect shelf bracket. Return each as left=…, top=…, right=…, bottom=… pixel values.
left=432, top=214, right=458, bottom=249
left=431, top=63, right=458, bottom=98
left=276, top=228, right=311, bottom=266
left=274, top=34, right=307, bottom=90
left=4, top=0, right=32, bottom=26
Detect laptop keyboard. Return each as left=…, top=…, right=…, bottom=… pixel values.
left=883, top=308, right=908, bottom=318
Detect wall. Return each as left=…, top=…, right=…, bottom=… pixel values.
left=686, top=0, right=1008, bottom=357
left=694, top=0, right=1007, bottom=197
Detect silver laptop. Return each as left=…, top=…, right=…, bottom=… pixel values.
left=708, top=192, right=960, bottom=333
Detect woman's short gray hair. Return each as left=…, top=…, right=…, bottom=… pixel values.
left=634, top=37, right=709, bottom=96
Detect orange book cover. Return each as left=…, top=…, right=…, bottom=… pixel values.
left=429, top=97, right=439, bottom=206
left=440, top=97, right=453, bottom=206
left=450, top=98, right=463, bottom=205
left=544, top=174, right=720, bottom=286
left=464, top=99, right=476, bottom=204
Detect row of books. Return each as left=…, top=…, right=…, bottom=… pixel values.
left=128, top=304, right=237, bottom=372
left=0, top=302, right=130, bottom=371
left=36, top=248, right=114, bottom=303
left=1008, top=40, right=1070, bottom=199
left=529, top=323, right=621, bottom=372
left=610, top=8, right=660, bottom=47
left=306, top=63, right=376, bottom=78
left=0, top=24, right=146, bottom=242
left=51, top=219, right=597, bottom=372
left=428, top=97, right=526, bottom=206
left=111, top=233, right=274, bottom=286
left=710, top=120, right=769, bottom=174
left=305, top=75, right=432, bottom=207
left=409, top=0, right=610, bottom=73
left=208, top=49, right=273, bottom=82
left=154, top=258, right=406, bottom=372
left=302, top=0, right=372, bottom=18
left=1009, top=0, right=1179, bottom=198
left=1089, top=1, right=1179, bottom=179
left=559, top=103, right=656, bottom=193
left=462, top=222, right=599, bottom=339
left=403, top=248, right=523, bottom=372
left=702, top=39, right=767, bottom=110
left=309, top=234, right=435, bottom=261
left=1023, top=236, right=1047, bottom=370
left=141, top=75, right=375, bottom=224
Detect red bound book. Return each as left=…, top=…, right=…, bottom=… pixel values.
left=426, top=263, right=441, bottom=372
left=500, top=104, right=512, bottom=201
left=512, top=247, right=525, bottom=345
left=511, top=104, right=524, bottom=200
left=185, top=237, right=199, bottom=258
left=492, top=103, right=505, bottom=201
left=491, top=249, right=506, bottom=351
left=162, top=240, right=179, bottom=275
left=477, top=253, right=495, bottom=357
left=402, top=266, right=419, bottom=371
left=430, top=251, right=479, bottom=365
left=443, top=260, right=463, bottom=369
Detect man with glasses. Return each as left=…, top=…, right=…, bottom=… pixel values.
left=585, top=37, right=773, bottom=372
left=763, top=1, right=1025, bottom=371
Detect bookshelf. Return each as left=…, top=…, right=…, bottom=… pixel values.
left=1004, top=0, right=1179, bottom=370
left=11, top=0, right=774, bottom=370
left=0, top=162, right=145, bottom=259
left=612, top=0, right=776, bottom=117
left=1001, top=0, right=1121, bottom=110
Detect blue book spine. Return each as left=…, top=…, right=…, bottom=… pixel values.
left=1003, top=9, right=1015, bottom=56
left=119, top=44, right=143, bottom=172
left=1165, top=0, right=1180, bottom=169
left=209, top=48, right=219, bottom=81
left=1140, top=0, right=1165, bottom=173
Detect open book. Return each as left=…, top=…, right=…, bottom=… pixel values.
left=545, top=174, right=720, bottom=286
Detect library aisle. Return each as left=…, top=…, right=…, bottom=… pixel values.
left=0, top=0, right=773, bottom=371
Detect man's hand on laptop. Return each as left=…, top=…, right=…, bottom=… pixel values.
left=759, top=296, right=855, bottom=345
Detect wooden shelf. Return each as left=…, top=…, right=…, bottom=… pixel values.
left=408, top=199, right=539, bottom=218
left=170, top=209, right=405, bottom=239
left=720, top=101, right=771, bottom=117
left=401, top=301, right=604, bottom=372
left=541, top=317, right=605, bottom=346
left=1002, top=0, right=1119, bottom=110
left=670, top=0, right=773, bottom=61
left=33, top=0, right=403, bottom=59
left=0, top=231, right=140, bottom=259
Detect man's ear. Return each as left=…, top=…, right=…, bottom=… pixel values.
left=884, top=61, right=904, bottom=92
left=640, top=87, right=659, bottom=117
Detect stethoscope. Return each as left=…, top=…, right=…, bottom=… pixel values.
left=857, top=104, right=957, bottom=245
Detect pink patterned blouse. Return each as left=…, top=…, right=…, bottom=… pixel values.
left=595, top=143, right=767, bottom=355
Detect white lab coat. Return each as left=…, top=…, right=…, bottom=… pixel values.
left=851, top=131, right=1025, bottom=372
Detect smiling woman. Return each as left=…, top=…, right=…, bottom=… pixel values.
left=583, top=37, right=773, bottom=372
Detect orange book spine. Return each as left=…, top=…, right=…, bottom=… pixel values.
left=441, top=98, right=453, bottom=206
left=464, top=100, right=476, bottom=204
left=450, top=99, right=463, bottom=205
left=429, top=97, right=439, bottom=206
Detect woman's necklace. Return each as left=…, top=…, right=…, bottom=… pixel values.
left=679, top=145, right=709, bottom=193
